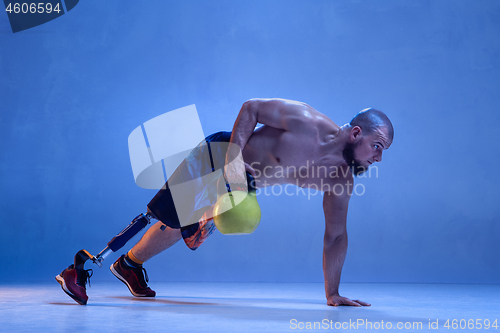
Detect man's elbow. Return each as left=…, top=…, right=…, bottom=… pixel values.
left=242, top=99, right=260, bottom=112
left=324, top=231, right=347, bottom=247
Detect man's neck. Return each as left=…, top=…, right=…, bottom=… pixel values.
left=319, top=124, right=351, bottom=168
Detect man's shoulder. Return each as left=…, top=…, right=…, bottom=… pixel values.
left=290, top=106, right=340, bottom=137
left=296, top=104, right=340, bottom=136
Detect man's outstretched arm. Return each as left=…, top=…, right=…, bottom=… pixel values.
left=323, top=190, right=371, bottom=307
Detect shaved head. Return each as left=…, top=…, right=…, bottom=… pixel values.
left=350, top=108, right=394, bottom=142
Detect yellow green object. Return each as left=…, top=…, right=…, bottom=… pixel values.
left=213, top=191, right=261, bottom=235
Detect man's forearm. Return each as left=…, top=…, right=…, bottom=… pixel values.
left=230, top=100, right=258, bottom=150
left=223, top=101, right=258, bottom=183
left=323, top=233, right=348, bottom=297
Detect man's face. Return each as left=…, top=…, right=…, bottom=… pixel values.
left=343, top=127, right=391, bottom=176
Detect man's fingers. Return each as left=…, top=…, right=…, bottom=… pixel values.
left=244, top=163, right=256, bottom=177
left=353, top=299, right=371, bottom=306
left=343, top=299, right=362, bottom=307
left=328, top=296, right=370, bottom=307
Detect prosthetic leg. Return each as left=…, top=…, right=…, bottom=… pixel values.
left=74, top=212, right=156, bottom=269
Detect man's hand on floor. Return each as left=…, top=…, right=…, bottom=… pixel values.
left=327, top=295, right=371, bottom=307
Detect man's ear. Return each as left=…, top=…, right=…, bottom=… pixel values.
left=350, top=126, right=362, bottom=141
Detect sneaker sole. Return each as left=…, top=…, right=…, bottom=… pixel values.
left=55, top=274, right=87, bottom=305
left=109, top=264, right=154, bottom=297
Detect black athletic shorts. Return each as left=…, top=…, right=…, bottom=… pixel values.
left=146, top=131, right=255, bottom=250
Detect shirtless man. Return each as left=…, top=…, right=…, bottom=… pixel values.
left=56, top=98, right=394, bottom=307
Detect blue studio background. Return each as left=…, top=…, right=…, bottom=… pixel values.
left=0, top=0, right=499, bottom=284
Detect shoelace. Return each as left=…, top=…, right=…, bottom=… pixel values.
left=76, top=268, right=93, bottom=288
left=123, top=258, right=150, bottom=287
left=142, top=267, right=149, bottom=284
left=130, top=266, right=149, bottom=286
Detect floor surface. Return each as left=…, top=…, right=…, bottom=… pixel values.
left=0, top=282, right=498, bottom=332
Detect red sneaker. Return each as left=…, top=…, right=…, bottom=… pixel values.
left=110, top=255, right=156, bottom=297
left=55, top=264, right=93, bottom=305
